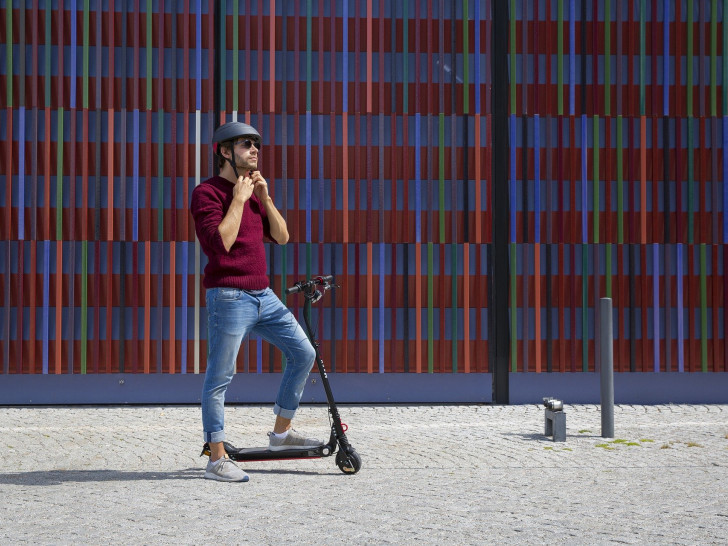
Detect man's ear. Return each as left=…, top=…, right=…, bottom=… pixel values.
left=220, top=143, right=233, bottom=160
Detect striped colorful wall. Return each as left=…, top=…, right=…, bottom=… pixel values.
left=509, top=0, right=727, bottom=375
left=1, top=2, right=726, bottom=391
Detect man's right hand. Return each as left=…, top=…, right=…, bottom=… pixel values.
left=233, top=174, right=255, bottom=204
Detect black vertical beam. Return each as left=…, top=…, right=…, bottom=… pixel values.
left=491, top=0, right=510, bottom=404
left=213, top=0, right=222, bottom=177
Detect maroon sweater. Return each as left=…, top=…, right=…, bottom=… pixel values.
left=190, top=176, right=274, bottom=290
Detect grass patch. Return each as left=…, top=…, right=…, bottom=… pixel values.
left=544, top=446, right=554, bottom=450
left=561, top=448, right=573, bottom=452
left=595, top=443, right=615, bottom=450
left=578, top=429, right=592, bottom=434
left=660, top=444, right=671, bottom=449
left=639, top=439, right=654, bottom=443
left=686, top=442, right=703, bottom=448
left=626, top=442, right=641, bottom=447
left=611, top=439, right=629, bottom=444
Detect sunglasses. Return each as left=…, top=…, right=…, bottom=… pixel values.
left=234, top=138, right=261, bottom=150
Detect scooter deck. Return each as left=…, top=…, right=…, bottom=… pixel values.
left=228, top=447, right=326, bottom=461
left=201, top=442, right=330, bottom=461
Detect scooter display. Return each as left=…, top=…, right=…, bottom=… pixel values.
left=201, top=275, right=362, bottom=475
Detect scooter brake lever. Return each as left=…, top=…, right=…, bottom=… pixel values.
left=310, top=290, right=323, bottom=304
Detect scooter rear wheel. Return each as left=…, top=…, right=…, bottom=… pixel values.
left=336, top=448, right=362, bottom=475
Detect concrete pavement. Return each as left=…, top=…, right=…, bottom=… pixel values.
left=1, top=404, right=727, bottom=544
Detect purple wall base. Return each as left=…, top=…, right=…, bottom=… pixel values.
left=509, top=372, right=728, bottom=405
left=0, top=372, right=726, bottom=405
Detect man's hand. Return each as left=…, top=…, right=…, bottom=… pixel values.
left=233, top=174, right=255, bottom=204
left=249, top=171, right=270, bottom=201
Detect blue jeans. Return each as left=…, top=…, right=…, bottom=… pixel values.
left=202, top=287, right=316, bottom=443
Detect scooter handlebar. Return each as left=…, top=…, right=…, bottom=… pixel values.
left=285, top=275, right=334, bottom=295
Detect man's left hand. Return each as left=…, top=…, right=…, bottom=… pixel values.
left=250, top=171, right=269, bottom=201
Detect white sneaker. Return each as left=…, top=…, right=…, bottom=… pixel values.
left=267, top=429, right=324, bottom=451
left=204, top=457, right=249, bottom=482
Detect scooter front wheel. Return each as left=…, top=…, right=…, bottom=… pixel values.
left=336, top=448, right=362, bottom=475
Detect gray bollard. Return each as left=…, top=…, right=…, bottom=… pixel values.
left=599, top=298, right=615, bottom=438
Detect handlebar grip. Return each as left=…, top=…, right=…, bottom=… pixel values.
left=285, top=283, right=302, bottom=295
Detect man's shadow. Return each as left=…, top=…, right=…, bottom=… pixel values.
left=0, top=469, right=202, bottom=486
left=0, top=467, right=333, bottom=485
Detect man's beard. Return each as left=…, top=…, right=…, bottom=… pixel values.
left=234, top=153, right=257, bottom=172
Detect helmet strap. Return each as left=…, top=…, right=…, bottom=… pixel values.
left=218, top=142, right=241, bottom=180
left=226, top=156, right=241, bottom=181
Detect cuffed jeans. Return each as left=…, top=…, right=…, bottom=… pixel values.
left=202, top=287, right=316, bottom=443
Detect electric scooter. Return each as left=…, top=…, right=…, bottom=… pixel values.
left=201, top=275, right=362, bottom=475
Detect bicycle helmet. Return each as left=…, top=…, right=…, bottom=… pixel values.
left=212, top=121, right=262, bottom=178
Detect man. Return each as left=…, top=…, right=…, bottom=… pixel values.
left=190, top=121, right=322, bottom=482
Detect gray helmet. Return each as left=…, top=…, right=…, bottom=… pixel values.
left=212, top=121, right=261, bottom=178
left=212, top=121, right=261, bottom=152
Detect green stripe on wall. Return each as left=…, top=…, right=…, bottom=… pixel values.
left=306, top=243, right=312, bottom=281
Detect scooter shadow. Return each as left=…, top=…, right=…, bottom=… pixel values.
left=0, top=468, right=201, bottom=486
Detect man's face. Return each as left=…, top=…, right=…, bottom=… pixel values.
left=230, top=136, right=260, bottom=172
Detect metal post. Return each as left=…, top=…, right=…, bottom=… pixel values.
left=599, top=298, right=615, bottom=438
left=491, top=0, right=510, bottom=404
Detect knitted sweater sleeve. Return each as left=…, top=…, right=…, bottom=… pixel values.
left=190, top=185, right=227, bottom=255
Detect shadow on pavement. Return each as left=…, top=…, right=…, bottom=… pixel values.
left=0, top=468, right=202, bottom=485
left=244, top=468, right=341, bottom=477
left=0, top=467, right=341, bottom=485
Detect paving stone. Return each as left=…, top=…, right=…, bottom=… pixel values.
left=1, top=404, right=727, bottom=544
